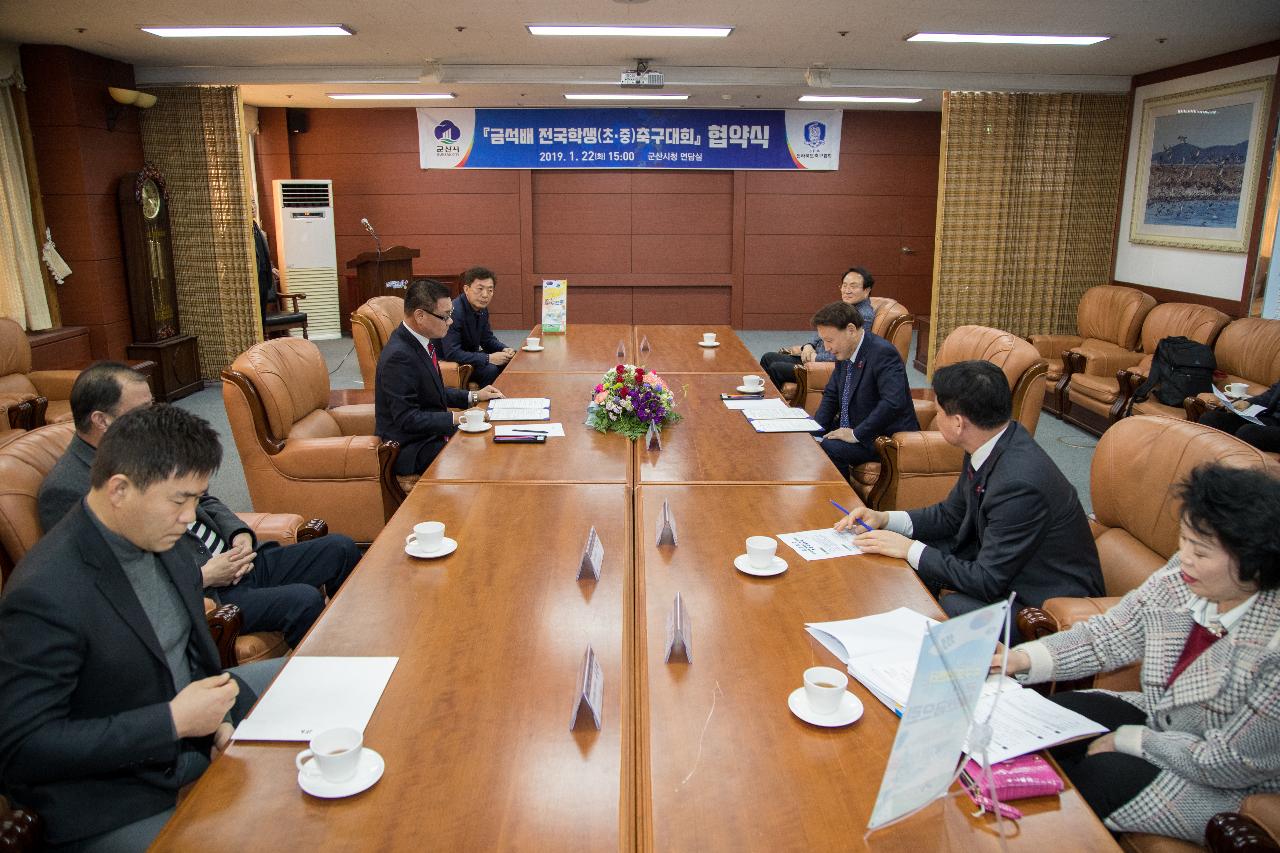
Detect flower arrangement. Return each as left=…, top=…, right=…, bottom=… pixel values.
left=587, top=364, right=682, bottom=440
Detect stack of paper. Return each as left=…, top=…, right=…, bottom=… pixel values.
left=751, top=417, right=822, bottom=433
left=487, top=398, right=551, bottom=422
left=742, top=405, right=810, bottom=421
left=233, top=656, right=399, bottom=742
left=722, top=397, right=782, bottom=411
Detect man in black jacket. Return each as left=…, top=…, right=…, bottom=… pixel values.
left=837, top=360, right=1103, bottom=633
left=439, top=266, right=516, bottom=387
left=0, top=406, right=279, bottom=850
left=375, top=278, right=504, bottom=475
left=1199, top=379, right=1280, bottom=452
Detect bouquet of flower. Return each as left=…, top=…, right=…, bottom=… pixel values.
left=587, top=364, right=682, bottom=440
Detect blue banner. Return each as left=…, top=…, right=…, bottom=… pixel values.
left=417, top=108, right=841, bottom=170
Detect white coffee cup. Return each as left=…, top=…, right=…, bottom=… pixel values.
left=803, top=666, right=848, bottom=716
left=746, top=535, right=777, bottom=569
left=744, top=374, right=765, bottom=391
left=1225, top=382, right=1249, bottom=397
left=463, top=408, right=484, bottom=426
left=411, top=521, right=445, bottom=551
left=295, top=726, right=363, bottom=783
left=702, top=332, right=717, bottom=344
left=526, top=336, right=540, bottom=349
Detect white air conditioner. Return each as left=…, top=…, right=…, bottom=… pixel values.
left=272, top=179, right=341, bottom=340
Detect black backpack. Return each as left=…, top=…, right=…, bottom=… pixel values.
left=1127, top=336, right=1216, bottom=412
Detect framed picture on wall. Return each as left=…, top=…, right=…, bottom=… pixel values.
left=1129, top=75, right=1273, bottom=253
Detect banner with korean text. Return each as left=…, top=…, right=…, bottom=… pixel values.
left=417, top=108, right=841, bottom=170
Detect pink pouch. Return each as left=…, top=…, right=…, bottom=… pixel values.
left=961, top=754, right=1064, bottom=819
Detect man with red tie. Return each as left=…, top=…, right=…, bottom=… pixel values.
left=375, top=278, right=503, bottom=476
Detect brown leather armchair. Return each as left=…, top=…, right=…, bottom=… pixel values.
left=1065, top=302, right=1230, bottom=436
left=223, top=337, right=406, bottom=543
left=784, top=298, right=915, bottom=409
left=0, top=317, right=82, bottom=430
left=852, top=325, right=1047, bottom=511
left=1029, top=284, right=1155, bottom=417
left=351, top=295, right=473, bottom=391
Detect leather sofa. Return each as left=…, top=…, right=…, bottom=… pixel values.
left=852, top=325, right=1047, bottom=511
left=0, top=317, right=82, bottom=430
left=1065, top=302, right=1229, bottom=436
left=351, top=295, right=473, bottom=391
left=223, top=337, right=406, bottom=543
left=784, top=297, right=915, bottom=409
left=1029, top=285, right=1155, bottom=417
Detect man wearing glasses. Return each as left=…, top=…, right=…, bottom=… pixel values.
left=375, top=278, right=504, bottom=476
left=759, top=266, right=877, bottom=391
left=440, top=266, right=517, bottom=387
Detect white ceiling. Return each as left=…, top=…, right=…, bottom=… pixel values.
left=5, top=0, right=1279, bottom=110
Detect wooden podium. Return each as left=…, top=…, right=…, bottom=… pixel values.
left=342, top=247, right=464, bottom=335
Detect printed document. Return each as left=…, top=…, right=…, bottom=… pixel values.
left=234, top=656, right=399, bottom=741
left=751, top=417, right=822, bottom=433
left=779, top=527, right=863, bottom=561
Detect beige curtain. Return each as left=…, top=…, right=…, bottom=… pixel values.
left=928, top=91, right=1130, bottom=368
left=0, top=83, right=52, bottom=330
left=140, top=85, right=261, bottom=379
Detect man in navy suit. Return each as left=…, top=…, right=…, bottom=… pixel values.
left=375, top=278, right=504, bottom=476
left=810, top=300, right=917, bottom=469
left=440, top=266, right=516, bottom=387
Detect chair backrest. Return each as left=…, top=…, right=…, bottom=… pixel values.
left=933, top=325, right=1048, bottom=435
left=1076, top=285, right=1156, bottom=350
left=227, top=338, right=340, bottom=442
left=0, top=422, right=76, bottom=587
left=1090, top=415, right=1280, bottom=597
left=869, top=297, right=913, bottom=363
left=1211, top=317, right=1280, bottom=387
left=1138, top=302, right=1231, bottom=353
left=0, top=317, right=37, bottom=401
left=352, top=296, right=404, bottom=389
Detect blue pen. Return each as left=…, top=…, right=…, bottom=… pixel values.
left=829, top=499, right=873, bottom=533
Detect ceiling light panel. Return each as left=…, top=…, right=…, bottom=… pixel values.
left=907, top=33, right=1109, bottom=45
left=527, top=25, right=732, bottom=37
left=799, top=95, right=922, bottom=103
left=327, top=93, right=455, bottom=100
left=142, top=25, right=353, bottom=38
left=564, top=93, right=690, bottom=100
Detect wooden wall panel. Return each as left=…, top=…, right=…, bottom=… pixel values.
left=632, top=286, right=731, bottom=324
left=631, top=194, right=731, bottom=235
left=532, top=194, right=632, bottom=233
left=632, top=235, right=731, bottom=274
left=533, top=234, right=631, bottom=273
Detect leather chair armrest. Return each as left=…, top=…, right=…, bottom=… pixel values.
left=271, top=435, right=384, bottom=479
left=1041, top=596, right=1122, bottom=632
left=205, top=600, right=244, bottom=668
left=1028, top=334, right=1083, bottom=361
left=1237, top=795, right=1280, bottom=846
left=0, top=794, right=42, bottom=853
left=1113, top=368, right=1149, bottom=419
left=27, top=369, right=80, bottom=401
left=795, top=361, right=837, bottom=416
left=912, top=398, right=937, bottom=429
left=440, top=361, right=472, bottom=390
left=1016, top=607, right=1061, bottom=641
left=880, top=430, right=965, bottom=474
left=1077, top=348, right=1143, bottom=377
left=329, top=403, right=376, bottom=436
left=235, top=512, right=306, bottom=545
left=1206, top=802, right=1280, bottom=852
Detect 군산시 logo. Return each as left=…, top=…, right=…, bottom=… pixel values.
left=435, top=120, right=461, bottom=144
left=804, top=121, right=827, bottom=148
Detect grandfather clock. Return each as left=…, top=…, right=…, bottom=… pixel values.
left=118, top=166, right=202, bottom=401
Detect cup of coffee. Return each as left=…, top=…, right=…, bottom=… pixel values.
left=746, top=535, right=777, bottom=569
left=409, top=521, right=445, bottom=551
left=1225, top=382, right=1249, bottom=398
left=803, top=666, right=848, bottom=715
left=702, top=332, right=717, bottom=344
left=463, top=408, right=485, bottom=426
left=743, top=375, right=765, bottom=391
left=295, top=726, right=363, bottom=783
left=526, top=336, right=540, bottom=349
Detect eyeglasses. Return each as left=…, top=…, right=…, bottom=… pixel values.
left=422, top=309, right=453, bottom=322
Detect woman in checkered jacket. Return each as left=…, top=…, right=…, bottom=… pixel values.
left=1000, top=464, right=1280, bottom=843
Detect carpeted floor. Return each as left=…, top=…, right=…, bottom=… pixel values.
left=176, top=329, right=1097, bottom=514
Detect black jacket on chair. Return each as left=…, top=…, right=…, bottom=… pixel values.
left=375, top=323, right=469, bottom=475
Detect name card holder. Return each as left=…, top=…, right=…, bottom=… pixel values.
left=639, top=335, right=651, bottom=354
left=569, top=646, right=604, bottom=731
left=655, top=498, right=678, bottom=547
left=577, top=526, right=604, bottom=582
left=665, top=593, right=692, bottom=663
left=616, top=340, right=627, bottom=359
left=645, top=423, right=662, bottom=451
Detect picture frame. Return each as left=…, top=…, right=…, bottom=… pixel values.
left=1129, top=75, right=1273, bottom=253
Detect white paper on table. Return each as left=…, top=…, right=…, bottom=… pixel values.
left=494, top=423, right=565, bottom=437
left=966, top=681, right=1108, bottom=765
left=751, top=417, right=822, bottom=433
left=722, top=397, right=783, bottom=411
left=1212, top=386, right=1265, bottom=425
left=778, top=527, right=862, bottom=561
left=486, top=408, right=551, bottom=422
left=742, top=406, right=810, bottom=421
left=488, top=397, right=551, bottom=410
left=233, top=656, right=398, bottom=742
left=807, top=607, right=935, bottom=709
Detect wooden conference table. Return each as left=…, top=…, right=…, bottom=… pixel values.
left=155, top=325, right=1117, bottom=852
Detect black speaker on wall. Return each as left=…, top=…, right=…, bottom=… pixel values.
left=286, top=108, right=310, bottom=134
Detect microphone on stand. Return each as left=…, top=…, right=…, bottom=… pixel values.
left=362, top=218, right=384, bottom=294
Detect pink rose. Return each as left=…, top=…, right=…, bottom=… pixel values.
left=594, top=391, right=607, bottom=404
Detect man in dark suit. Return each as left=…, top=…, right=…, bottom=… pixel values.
left=760, top=266, right=879, bottom=389
left=1199, top=378, right=1280, bottom=452
left=38, top=362, right=359, bottom=648
left=810, top=300, right=918, bottom=469
left=439, top=266, right=516, bottom=387
left=0, top=406, right=281, bottom=850
left=838, top=360, right=1103, bottom=632
left=376, top=278, right=504, bottom=476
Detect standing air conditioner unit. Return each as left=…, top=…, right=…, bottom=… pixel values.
left=272, top=179, right=341, bottom=340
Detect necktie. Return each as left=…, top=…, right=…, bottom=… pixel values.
left=1166, top=622, right=1222, bottom=687
left=839, top=360, right=855, bottom=429
left=427, top=341, right=440, bottom=373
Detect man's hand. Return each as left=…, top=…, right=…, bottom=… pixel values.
left=489, top=350, right=514, bottom=366
left=783, top=345, right=803, bottom=357
left=476, top=386, right=504, bottom=401
left=853, top=529, right=913, bottom=560
left=201, top=542, right=256, bottom=588
left=170, top=673, right=239, bottom=739
left=822, top=427, right=856, bottom=444
left=834, top=506, right=888, bottom=532
left=1086, top=733, right=1117, bottom=756
left=212, top=721, right=235, bottom=759
left=800, top=345, right=817, bottom=364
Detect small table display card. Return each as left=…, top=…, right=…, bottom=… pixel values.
left=655, top=498, right=678, bottom=547
left=639, top=335, right=651, bottom=354
left=570, top=646, right=604, bottom=732
left=577, top=526, right=604, bottom=581
left=645, top=423, right=662, bottom=451
left=664, top=593, right=692, bottom=664
left=616, top=340, right=627, bottom=359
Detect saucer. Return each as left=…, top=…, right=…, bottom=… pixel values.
left=736, top=385, right=767, bottom=394
left=734, top=553, right=788, bottom=577
left=457, top=421, right=491, bottom=433
left=697, top=341, right=721, bottom=348
left=521, top=345, right=545, bottom=352
left=298, top=748, right=384, bottom=798
left=404, top=535, right=458, bottom=559
left=787, top=688, right=863, bottom=728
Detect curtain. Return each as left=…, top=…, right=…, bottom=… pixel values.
left=0, top=82, right=52, bottom=330
left=140, top=85, right=261, bottom=379
left=927, top=91, right=1130, bottom=368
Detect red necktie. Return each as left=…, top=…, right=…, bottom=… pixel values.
left=1166, top=622, right=1221, bottom=687
left=427, top=341, right=440, bottom=373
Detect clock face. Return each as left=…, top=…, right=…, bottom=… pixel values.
left=141, top=179, right=162, bottom=220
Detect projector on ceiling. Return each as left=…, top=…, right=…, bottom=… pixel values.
left=621, top=69, right=664, bottom=88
